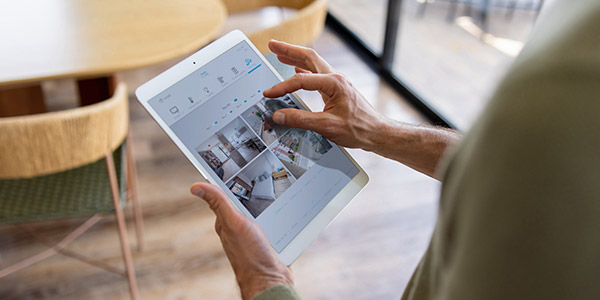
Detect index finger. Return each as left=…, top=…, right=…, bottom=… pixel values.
left=268, top=40, right=334, bottom=74
left=263, top=73, right=339, bottom=99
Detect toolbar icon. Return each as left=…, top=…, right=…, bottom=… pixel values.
left=217, top=76, right=224, bottom=84
left=187, top=97, right=194, bottom=104
left=203, top=87, right=210, bottom=94
left=245, top=58, right=252, bottom=66
left=169, top=106, right=179, bottom=114
left=231, top=67, right=239, bottom=74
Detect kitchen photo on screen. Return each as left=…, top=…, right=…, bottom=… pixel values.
left=196, top=117, right=267, bottom=182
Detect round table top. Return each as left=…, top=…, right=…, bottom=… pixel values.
left=0, top=0, right=226, bottom=86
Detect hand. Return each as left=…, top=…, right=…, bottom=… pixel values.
left=264, top=40, right=388, bottom=151
left=190, top=182, right=293, bottom=300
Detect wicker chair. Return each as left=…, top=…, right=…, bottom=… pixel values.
left=222, top=0, right=328, bottom=53
left=0, top=83, right=143, bottom=300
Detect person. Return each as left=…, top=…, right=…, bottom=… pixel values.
left=190, top=0, right=600, bottom=299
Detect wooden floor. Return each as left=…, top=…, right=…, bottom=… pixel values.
left=0, top=20, right=441, bottom=300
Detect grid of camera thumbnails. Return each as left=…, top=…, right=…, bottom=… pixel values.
left=195, top=95, right=333, bottom=218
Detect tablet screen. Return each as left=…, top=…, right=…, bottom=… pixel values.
left=148, top=41, right=359, bottom=252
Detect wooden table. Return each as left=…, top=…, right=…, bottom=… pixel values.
left=0, top=0, right=226, bottom=116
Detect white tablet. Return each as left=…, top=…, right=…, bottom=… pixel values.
left=135, top=30, right=368, bottom=265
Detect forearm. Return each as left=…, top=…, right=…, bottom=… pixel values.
left=364, top=119, right=461, bottom=180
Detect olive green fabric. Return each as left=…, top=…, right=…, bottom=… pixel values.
left=0, top=143, right=127, bottom=224
left=402, top=0, right=600, bottom=299
left=252, top=285, right=301, bottom=300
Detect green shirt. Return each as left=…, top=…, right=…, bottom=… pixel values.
left=254, top=0, right=600, bottom=299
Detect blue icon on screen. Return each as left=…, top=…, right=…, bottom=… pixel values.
left=245, top=59, right=252, bottom=66
left=234, top=98, right=238, bottom=102
left=229, top=110, right=233, bottom=113
left=214, top=121, right=218, bottom=125
left=244, top=100, right=247, bottom=103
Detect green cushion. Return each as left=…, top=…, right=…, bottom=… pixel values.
left=0, top=143, right=127, bottom=225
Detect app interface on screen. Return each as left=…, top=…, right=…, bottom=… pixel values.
left=149, top=41, right=359, bottom=252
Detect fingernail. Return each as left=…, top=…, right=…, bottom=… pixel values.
left=273, top=112, right=285, bottom=124
left=191, top=186, right=205, bottom=197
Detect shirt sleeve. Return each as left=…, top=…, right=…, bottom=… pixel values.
left=251, top=285, right=302, bottom=300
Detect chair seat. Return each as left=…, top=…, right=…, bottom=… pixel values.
left=0, top=143, right=127, bottom=225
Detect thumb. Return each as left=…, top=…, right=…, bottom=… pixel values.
left=190, top=182, right=240, bottom=220
left=272, top=108, right=327, bottom=132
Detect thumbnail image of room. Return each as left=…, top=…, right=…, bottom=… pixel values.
left=241, top=95, right=299, bottom=146
left=269, top=128, right=333, bottom=178
left=226, top=151, right=295, bottom=218
left=196, top=117, right=267, bottom=182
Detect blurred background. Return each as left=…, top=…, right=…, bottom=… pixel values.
left=0, top=0, right=544, bottom=299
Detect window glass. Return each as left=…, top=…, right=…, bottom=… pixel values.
left=394, top=0, right=543, bottom=129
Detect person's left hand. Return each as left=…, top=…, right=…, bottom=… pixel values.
left=190, top=182, right=293, bottom=300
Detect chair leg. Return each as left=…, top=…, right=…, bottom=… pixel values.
left=0, top=215, right=101, bottom=278
left=0, top=246, right=58, bottom=278
left=17, top=223, right=125, bottom=276
left=127, top=134, right=145, bottom=252
left=107, top=151, right=140, bottom=300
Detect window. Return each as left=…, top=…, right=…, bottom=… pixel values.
left=328, top=0, right=544, bottom=130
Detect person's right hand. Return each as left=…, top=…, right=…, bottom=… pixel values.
left=264, top=40, right=387, bottom=151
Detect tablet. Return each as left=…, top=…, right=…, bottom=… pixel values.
left=135, top=30, right=368, bottom=265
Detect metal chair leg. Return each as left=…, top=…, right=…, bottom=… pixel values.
left=0, top=215, right=101, bottom=278
left=17, top=223, right=126, bottom=276
left=107, top=151, right=140, bottom=300
left=126, top=134, right=144, bottom=252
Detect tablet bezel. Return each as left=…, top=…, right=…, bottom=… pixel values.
left=135, top=30, right=369, bottom=265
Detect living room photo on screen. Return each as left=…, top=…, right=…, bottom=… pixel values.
left=225, top=150, right=295, bottom=218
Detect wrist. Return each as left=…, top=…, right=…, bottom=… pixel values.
left=362, top=118, right=399, bottom=153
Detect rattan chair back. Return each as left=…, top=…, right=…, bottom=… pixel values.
left=222, top=0, right=328, bottom=53
left=0, top=83, right=128, bottom=179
